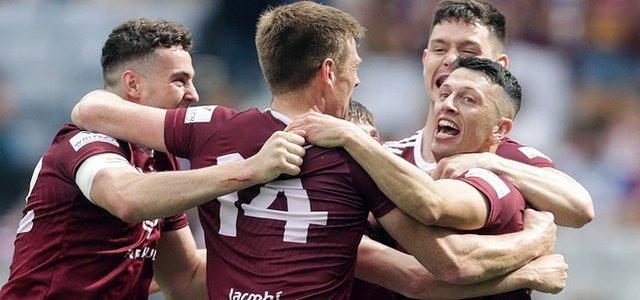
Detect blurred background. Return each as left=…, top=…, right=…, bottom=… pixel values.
left=0, top=0, right=638, bottom=299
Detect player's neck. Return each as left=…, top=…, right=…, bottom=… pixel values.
left=271, top=90, right=319, bottom=120
left=106, top=86, right=134, bottom=103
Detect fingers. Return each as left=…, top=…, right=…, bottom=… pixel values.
left=273, top=131, right=305, bottom=146
left=280, top=163, right=301, bottom=177
left=285, top=151, right=304, bottom=167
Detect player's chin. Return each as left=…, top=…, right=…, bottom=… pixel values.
left=431, top=144, right=452, bottom=160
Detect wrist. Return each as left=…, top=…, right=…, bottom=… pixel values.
left=343, top=126, right=370, bottom=151
left=520, top=228, right=545, bottom=258
left=513, top=264, right=538, bottom=290
left=236, top=158, right=261, bottom=183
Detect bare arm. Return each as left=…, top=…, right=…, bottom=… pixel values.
left=289, top=113, right=487, bottom=229
left=153, top=226, right=207, bottom=299
left=88, top=131, right=306, bottom=223
left=433, top=152, right=594, bottom=228
left=72, top=90, right=168, bottom=151
left=375, top=208, right=556, bottom=284
left=287, top=112, right=448, bottom=226
left=356, top=236, right=567, bottom=299
left=287, top=113, right=559, bottom=282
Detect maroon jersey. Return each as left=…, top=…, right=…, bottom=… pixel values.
left=0, top=124, right=188, bottom=300
left=164, top=106, right=397, bottom=299
left=358, top=130, right=532, bottom=300
left=496, top=138, right=555, bottom=168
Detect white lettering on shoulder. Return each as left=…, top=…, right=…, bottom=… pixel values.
left=185, top=106, right=217, bottom=123
left=69, top=131, right=119, bottom=151
left=518, top=146, right=552, bottom=161
left=465, top=168, right=510, bottom=199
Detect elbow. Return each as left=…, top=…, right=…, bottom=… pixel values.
left=414, top=197, right=446, bottom=226
left=417, top=208, right=443, bottom=227
left=72, top=90, right=104, bottom=130
left=109, top=190, right=146, bottom=223
left=567, top=191, right=595, bottom=228
left=572, top=201, right=595, bottom=228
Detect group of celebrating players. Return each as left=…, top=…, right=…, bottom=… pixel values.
left=1, top=1, right=593, bottom=299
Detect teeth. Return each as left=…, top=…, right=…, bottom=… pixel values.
left=438, top=119, right=458, bottom=130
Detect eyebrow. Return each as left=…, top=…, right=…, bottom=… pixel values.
left=169, top=71, right=192, bottom=80
left=429, top=38, right=482, bottom=48
left=442, top=84, right=483, bottom=98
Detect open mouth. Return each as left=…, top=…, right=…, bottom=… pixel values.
left=435, top=74, right=449, bottom=88
left=436, top=119, right=460, bottom=137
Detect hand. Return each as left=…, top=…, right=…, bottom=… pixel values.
left=522, top=254, right=568, bottom=294
left=286, top=110, right=361, bottom=148
left=432, top=152, right=496, bottom=179
left=523, top=209, right=556, bottom=256
left=247, top=131, right=306, bottom=183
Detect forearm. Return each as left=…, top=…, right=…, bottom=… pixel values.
left=113, top=160, right=256, bottom=222
left=379, top=210, right=544, bottom=284
left=492, top=158, right=594, bottom=227
left=160, top=252, right=206, bottom=300
left=357, top=235, right=532, bottom=299
left=73, top=90, right=167, bottom=152
left=343, top=129, right=446, bottom=225
left=409, top=268, right=531, bottom=299
left=434, top=229, right=542, bottom=284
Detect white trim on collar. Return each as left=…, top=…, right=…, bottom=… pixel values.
left=413, top=129, right=437, bottom=172
left=265, top=108, right=292, bottom=125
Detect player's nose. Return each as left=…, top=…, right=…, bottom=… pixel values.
left=442, top=51, right=458, bottom=68
left=184, top=86, right=199, bottom=104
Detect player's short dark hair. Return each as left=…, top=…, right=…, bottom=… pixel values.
left=431, top=0, right=506, bottom=51
left=347, top=100, right=376, bottom=126
left=256, top=1, right=365, bottom=95
left=101, top=18, right=193, bottom=87
left=453, top=57, right=521, bottom=117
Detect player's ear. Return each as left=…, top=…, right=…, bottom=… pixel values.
left=491, top=117, right=513, bottom=143
left=122, top=70, right=142, bottom=102
left=496, top=53, right=509, bottom=68
left=319, top=58, right=335, bottom=88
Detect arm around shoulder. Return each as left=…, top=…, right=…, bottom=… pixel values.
left=72, top=89, right=168, bottom=152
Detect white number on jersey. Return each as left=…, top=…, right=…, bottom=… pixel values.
left=17, top=157, right=43, bottom=234
left=216, top=153, right=328, bottom=243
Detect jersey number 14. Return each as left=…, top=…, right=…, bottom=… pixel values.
left=216, top=153, right=328, bottom=244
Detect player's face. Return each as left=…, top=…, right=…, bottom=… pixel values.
left=422, top=20, right=501, bottom=101
left=139, top=46, right=199, bottom=109
left=431, top=68, right=502, bottom=161
left=329, top=39, right=361, bottom=119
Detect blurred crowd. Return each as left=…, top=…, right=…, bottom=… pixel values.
left=0, top=1, right=638, bottom=299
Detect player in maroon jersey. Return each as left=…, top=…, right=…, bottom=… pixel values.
left=0, top=19, right=304, bottom=300
left=287, top=2, right=590, bottom=296
left=72, top=2, right=559, bottom=299
left=424, top=0, right=592, bottom=228
left=348, top=60, right=568, bottom=300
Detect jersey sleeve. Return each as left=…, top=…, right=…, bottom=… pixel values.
left=161, top=212, right=189, bottom=232
left=496, top=138, right=555, bottom=168
left=456, top=168, right=525, bottom=229
left=346, top=157, right=397, bottom=218
left=163, top=105, right=238, bottom=158
left=57, top=130, right=128, bottom=180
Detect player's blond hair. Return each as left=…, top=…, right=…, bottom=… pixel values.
left=256, top=1, right=365, bottom=95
